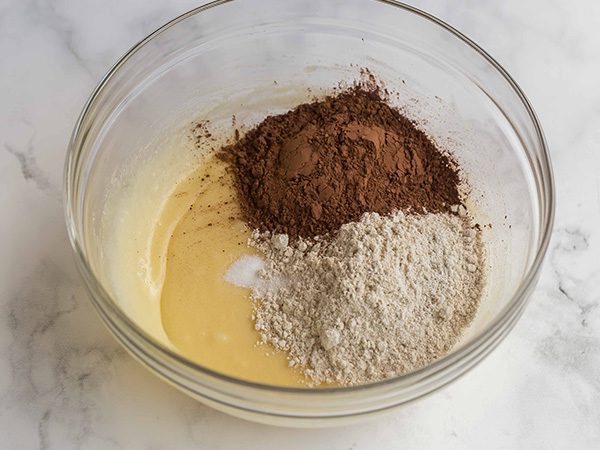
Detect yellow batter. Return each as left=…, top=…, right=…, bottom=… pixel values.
left=157, top=155, right=306, bottom=386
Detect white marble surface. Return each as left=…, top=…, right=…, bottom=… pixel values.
left=1, top=0, right=599, bottom=448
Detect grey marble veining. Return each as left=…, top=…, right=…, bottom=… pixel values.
left=1, top=0, right=599, bottom=448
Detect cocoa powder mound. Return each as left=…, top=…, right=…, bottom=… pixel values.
left=221, top=85, right=462, bottom=238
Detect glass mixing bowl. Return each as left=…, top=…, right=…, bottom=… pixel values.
left=64, top=0, right=554, bottom=426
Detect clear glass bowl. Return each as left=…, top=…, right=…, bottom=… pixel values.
left=64, top=0, right=554, bottom=426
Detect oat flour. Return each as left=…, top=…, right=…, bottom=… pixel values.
left=249, top=210, right=485, bottom=386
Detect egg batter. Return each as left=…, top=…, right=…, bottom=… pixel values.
left=156, top=155, right=305, bottom=386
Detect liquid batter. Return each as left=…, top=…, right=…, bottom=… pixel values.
left=157, top=155, right=305, bottom=386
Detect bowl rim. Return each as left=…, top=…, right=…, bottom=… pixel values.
left=64, top=0, right=555, bottom=397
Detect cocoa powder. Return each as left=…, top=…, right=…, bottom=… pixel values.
left=221, top=85, right=462, bottom=238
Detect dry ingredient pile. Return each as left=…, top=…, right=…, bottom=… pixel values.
left=222, top=86, right=461, bottom=238
left=218, top=83, right=486, bottom=386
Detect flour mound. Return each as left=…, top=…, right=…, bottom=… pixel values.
left=250, top=211, right=485, bottom=386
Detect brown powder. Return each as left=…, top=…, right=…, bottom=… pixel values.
left=221, top=85, right=462, bottom=238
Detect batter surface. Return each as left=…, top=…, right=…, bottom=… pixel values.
left=157, top=155, right=305, bottom=386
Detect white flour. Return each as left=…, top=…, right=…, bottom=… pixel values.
left=243, top=210, right=486, bottom=386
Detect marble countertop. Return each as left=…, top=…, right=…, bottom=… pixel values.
left=1, top=0, right=599, bottom=448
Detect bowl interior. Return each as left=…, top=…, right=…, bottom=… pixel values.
left=71, top=0, right=546, bottom=390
